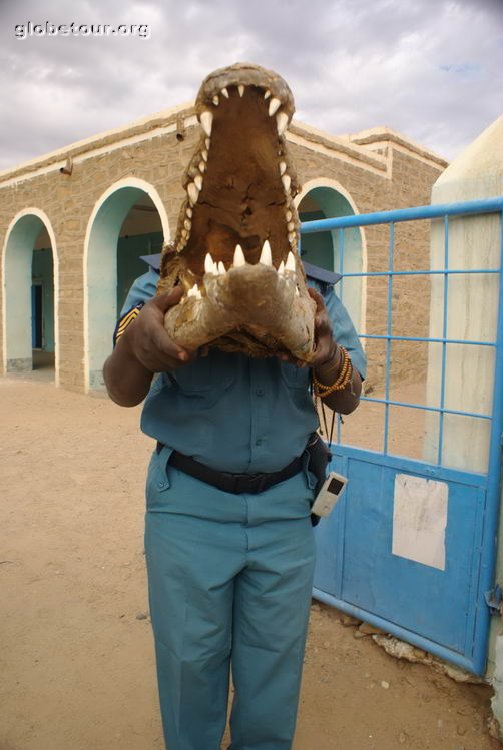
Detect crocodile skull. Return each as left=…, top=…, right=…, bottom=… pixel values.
left=157, top=62, right=316, bottom=360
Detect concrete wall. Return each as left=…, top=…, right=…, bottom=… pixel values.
left=0, top=105, right=446, bottom=393
left=292, top=135, right=445, bottom=390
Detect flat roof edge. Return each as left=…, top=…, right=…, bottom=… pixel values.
left=0, top=101, right=195, bottom=182
left=349, top=126, right=448, bottom=167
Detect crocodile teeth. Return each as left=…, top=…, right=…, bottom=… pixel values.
left=278, top=260, right=285, bottom=276
left=264, top=89, right=271, bottom=100
left=286, top=209, right=292, bottom=221
left=188, top=283, right=199, bottom=298
left=186, top=207, right=192, bottom=218
left=217, top=261, right=226, bottom=275
left=238, top=84, right=245, bottom=97
left=295, top=287, right=300, bottom=297
left=259, top=239, right=273, bottom=266
left=233, top=244, right=246, bottom=267
left=277, top=112, right=289, bottom=136
left=194, top=174, right=203, bottom=191
left=187, top=182, right=199, bottom=205
left=287, top=221, right=295, bottom=232
left=204, top=253, right=214, bottom=274
left=212, top=95, right=219, bottom=106
left=205, top=138, right=210, bottom=149
left=269, top=97, right=281, bottom=117
left=184, top=218, right=191, bottom=231
left=201, top=150, right=208, bottom=162
left=289, top=231, right=296, bottom=244
left=282, top=174, right=291, bottom=192
left=279, top=161, right=287, bottom=175
left=286, top=251, right=296, bottom=272
left=200, top=110, right=213, bottom=136
left=221, top=87, right=229, bottom=98
left=198, top=161, right=205, bottom=173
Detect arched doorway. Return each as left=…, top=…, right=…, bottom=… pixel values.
left=297, top=181, right=365, bottom=333
left=2, top=209, right=58, bottom=383
left=84, top=178, right=169, bottom=392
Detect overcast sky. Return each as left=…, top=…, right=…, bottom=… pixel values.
left=1, top=0, right=502, bottom=172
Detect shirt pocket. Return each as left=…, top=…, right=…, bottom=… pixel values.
left=171, top=350, right=235, bottom=407
left=280, top=362, right=311, bottom=390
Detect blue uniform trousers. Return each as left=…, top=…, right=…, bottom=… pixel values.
left=145, top=445, right=316, bottom=750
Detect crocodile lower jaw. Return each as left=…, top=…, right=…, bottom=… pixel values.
left=162, top=261, right=316, bottom=360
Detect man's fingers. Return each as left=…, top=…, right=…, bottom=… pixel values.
left=151, top=286, right=184, bottom=312
left=308, top=287, right=330, bottom=329
left=149, top=287, right=192, bottom=361
left=153, top=326, right=190, bottom=363
left=308, top=287, right=324, bottom=311
left=306, top=287, right=339, bottom=366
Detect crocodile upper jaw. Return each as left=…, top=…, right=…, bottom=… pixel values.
left=158, top=63, right=316, bottom=360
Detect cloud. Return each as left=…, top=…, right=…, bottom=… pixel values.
left=0, top=0, right=502, bottom=170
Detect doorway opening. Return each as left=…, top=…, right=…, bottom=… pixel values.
left=3, top=210, right=57, bottom=382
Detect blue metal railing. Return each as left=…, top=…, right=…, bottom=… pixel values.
left=301, top=195, right=503, bottom=466
left=301, top=196, right=503, bottom=231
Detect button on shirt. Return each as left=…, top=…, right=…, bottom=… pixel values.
left=121, top=269, right=367, bottom=474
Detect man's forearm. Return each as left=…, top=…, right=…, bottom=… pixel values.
left=103, top=335, right=154, bottom=407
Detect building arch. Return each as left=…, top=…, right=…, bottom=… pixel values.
left=296, top=178, right=367, bottom=335
left=2, top=207, right=60, bottom=384
left=83, top=178, right=170, bottom=392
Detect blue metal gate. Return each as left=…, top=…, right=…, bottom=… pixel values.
left=301, top=197, right=503, bottom=675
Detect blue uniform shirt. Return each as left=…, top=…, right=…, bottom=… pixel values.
left=121, top=269, right=366, bottom=474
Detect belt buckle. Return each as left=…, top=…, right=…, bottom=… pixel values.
left=230, top=472, right=265, bottom=495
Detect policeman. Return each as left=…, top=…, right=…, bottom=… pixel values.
left=103, top=255, right=366, bottom=750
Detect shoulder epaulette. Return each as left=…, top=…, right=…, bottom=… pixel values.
left=139, top=253, right=162, bottom=273
left=303, top=261, right=342, bottom=286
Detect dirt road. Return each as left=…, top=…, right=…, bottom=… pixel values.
left=0, top=377, right=500, bottom=750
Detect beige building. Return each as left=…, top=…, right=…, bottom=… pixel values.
left=0, top=103, right=447, bottom=393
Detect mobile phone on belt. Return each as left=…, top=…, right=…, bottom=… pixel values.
left=311, top=472, right=348, bottom=518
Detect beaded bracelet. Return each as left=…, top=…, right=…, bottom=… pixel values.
left=312, top=346, right=353, bottom=397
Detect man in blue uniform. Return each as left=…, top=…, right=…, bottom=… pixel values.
left=103, top=258, right=366, bottom=750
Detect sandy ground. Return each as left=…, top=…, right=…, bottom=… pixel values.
left=0, top=374, right=501, bottom=750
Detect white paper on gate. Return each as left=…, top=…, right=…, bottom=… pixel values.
left=392, top=474, right=448, bottom=571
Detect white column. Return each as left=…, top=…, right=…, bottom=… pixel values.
left=423, top=117, right=503, bottom=700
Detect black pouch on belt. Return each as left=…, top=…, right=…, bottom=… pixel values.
left=306, top=432, right=332, bottom=527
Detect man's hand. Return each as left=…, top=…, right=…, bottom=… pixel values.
left=103, top=287, right=195, bottom=407
left=278, top=286, right=362, bottom=414
left=307, top=287, right=339, bottom=370
left=123, top=288, right=195, bottom=372
left=278, top=287, right=340, bottom=370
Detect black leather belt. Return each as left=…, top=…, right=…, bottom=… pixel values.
left=156, top=443, right=303, bottom=495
